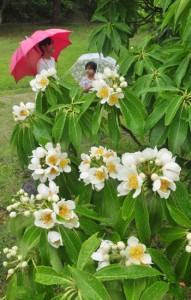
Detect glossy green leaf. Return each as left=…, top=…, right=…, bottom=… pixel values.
left=147, top=248, right=177, bottom=283
left=31, top=119, right=51, bottom=146
left=165, top=96, right=183, bottom=125
left=122, top=193, right=136, bottom=221
left=21, top=226, right=42, bottom=257
left=35, top=266, right=71, bottom=286
left=123, top=278, right=146, bottom=300
left=77, top=92, right=96, bottom=121
left=175, top=252, right=191, bottom=286
left=6, top=274, right=17, bottom=300
left=140, top=281, right=169, bottom=300
left=135, top=194, right=151, bottom=246
left=69, top=113, right=82, bottom=153
left=60, top=227, right=82, bottom=264
left=166, top=203, right=191, bottom=228
left=70, top=267, right=111, bottom=300
left=77, top=233, right=100, bottom=270
left=95, top=265, right=163, bottom=281
left=145, top=101, right=168, bottom=131
left=159, top=227, right=186, bottom=242
left=52, top=111, right=67, bottom=142
left=168, top=109, right=188, bottom=154
left=174, top=181, right=191, bottom=218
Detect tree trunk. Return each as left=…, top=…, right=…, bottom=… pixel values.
left=0, top=0, right=8, bottom=24
left=52, top=0, right=61, bottom=24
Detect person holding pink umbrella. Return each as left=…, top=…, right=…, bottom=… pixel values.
left=36, top=37, right=56, bottom=74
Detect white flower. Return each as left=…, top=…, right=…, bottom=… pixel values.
left=141, top=147, right=158, bottom=161
left=47, top=231, right=63, bottom=248
left=162, top=162, right=181, bottom=181
left=30, top=73, right=49, bottom=92
left=122, top=152, right=141, bottom=168
left=79, top=153, right=91, bottom=172
left=12, top=102, right=31, bottom=121
left=107, top=91, right=124, bottom=108
left=117, top=168, right=143, bottom=198
left=105, top=156, right=121, bottom=179
left=90, top=146, right=107, bottom=158
left=91, top=239, right=113, bottom=271
left=152, top=176, right=176, bottom=199
left=37, top=181, right=59, bottom=201
left=89, top=166, right=108, bottom=190
left=34, top=209, right=56, bottom=229
left=53, top=199, right=75, bottom=222
left=96, top=83, right=111, bottom=103
left=62, top=212, right=80, bottom=229
left=126, top=236, right=152, bottom=265
left=58, top=153, right=71, bottom=173
left=45, top=166, right=60, bottom=181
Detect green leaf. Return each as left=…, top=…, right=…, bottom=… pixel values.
left=35, top=266, right=71, bottom=286
left=70, top=267, right=111, bottom=300
left=95, top=265, right=163, bottom=281
left=135, top=194, right=151, bottom=246
left=108, top=107, right=120, bottom=148
left=118, top=55, right=137, bottom=75
left=33, top=110, right=53, bottom=125
left=60, top=227, right=82, bottom=264
left=145, top=101, right=168, bottom=131
left=123, top=278, right=146, bottom=300
left=166, top=239, right=186, bottom=261
left=148, top=195, right=163, bottom=234
left=175, top=252, right=191, bottom=286
left=115, top=208, right=134, bottom=237
left=79, top=216, right=100, bottom=235
left=166, top=203, right=191, bottom=228
left=35, top=91, right=43, bottom=113
left=110, top=27, right=121, bottom=53
left=174, top=0, right=191, bottom=27
left=21, top=226, right=42, bottom=257
left=165, top=96, right=183, bottom=125
left=147, top=248, right=177, bottom=283
left=140, top=281, right=169, bottom=300
left=150, top=118, right=168, bottom=148
left=168, top=109, right=188, bottom=154
left=77, top=233, right=100, bottom=271
left=31, top=119, right=51, bottom=146
left=46, top=85, right=57, bottom=106
left=77, top=92, right=96, bottom=121
left=92, top=102, right=103, bottom=138
left=174, top=181, right=191, bottom=217
left=113, top=22, right=131, bottom=33
left=75, top=206, right=112, bottom=226
left=159, top=227, right=187, bottom=242
left=6, top=274, right=17, bottom=300
left=69, top=113, right=82, bottom=154
left=174, top=54, right=191, bottom=87
left=52, top=111, right=67, bottom=142
left=122, top=193, right=136, bottom=221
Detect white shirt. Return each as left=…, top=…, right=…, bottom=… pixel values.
left=36, top=57, right=55, bottom=74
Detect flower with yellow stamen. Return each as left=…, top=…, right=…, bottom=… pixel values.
left=34, top=209, right=56, bottom=229
left=152, top=176, right=176, bottom=199
left=53, top=199, right=75, bottom=223
left=117, top=167, right=143, bottom=198
left=126, top=236, right=152, bottom=265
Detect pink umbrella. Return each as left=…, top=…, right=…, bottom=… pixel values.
left=10, top=28, right=72, bottom=82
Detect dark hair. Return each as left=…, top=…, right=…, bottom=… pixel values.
left=38, top=37, right=53, bottom=56
left=85, top=61, right=97, bottom=73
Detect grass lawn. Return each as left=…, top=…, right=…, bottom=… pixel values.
left=0, top=22, right=146, bottom=297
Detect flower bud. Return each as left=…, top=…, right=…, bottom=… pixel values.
left=9, top=211, right=17, bottom=218
left=24, top=211, right=31, bottom=217
left=186, top=233, right=191, bottom=241
left=151, top=173, right=158, bottom=181
left=155, top=158, right=161, bottom=166
left=36, top=194, right=42, bottom=200
left=120, top=250, right=126, bottom=257
left=116, top=87, right=122, bottom=93
left=18, top=255, right=23, bottom=261
left=3, top=248, right=9, bottom=254
left=52, top=194, right=59, bottom=202
left=117, top=241, right=125, bottom=250
left=185, top=245, right=191, bottom=253
left=6, top=253, right=12, bottom=259
left=139, top=173, right=146, bottom=179
left=3, top=261, right=8, bottom=267
left=8, top=269, right=14, bottom=275
left=12, top=246, right=18, bottom=251
left=21, top=261, right=28, bottom=268
left=7, top=206, right=12, bottom=212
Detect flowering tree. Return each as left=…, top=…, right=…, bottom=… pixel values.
left=3, top=1, right=191, bottom=299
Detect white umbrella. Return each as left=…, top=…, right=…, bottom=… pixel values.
left=70, top=53, right=117, bottom=82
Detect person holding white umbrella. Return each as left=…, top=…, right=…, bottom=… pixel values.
left=80, top=61, right=97, bottom=93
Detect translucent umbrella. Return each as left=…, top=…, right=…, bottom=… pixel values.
left=70, top=53, right=117, bottom=82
